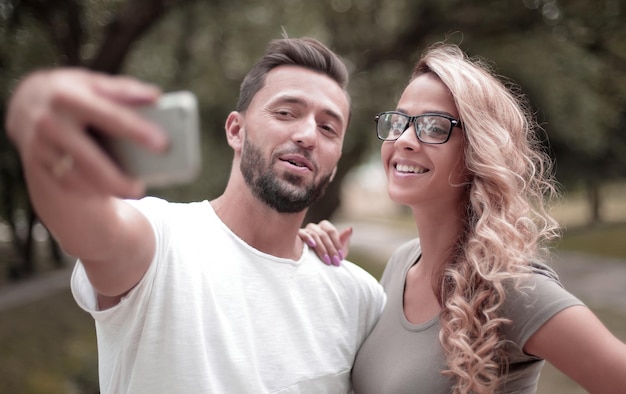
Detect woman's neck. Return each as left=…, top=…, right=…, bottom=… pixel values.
left=412, top=205, right=466, bottom=278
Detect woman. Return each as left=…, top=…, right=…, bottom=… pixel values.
left=300, top=44, right=626, bottom=393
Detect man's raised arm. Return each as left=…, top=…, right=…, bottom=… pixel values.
left=5, top=69, right=168, bottom=304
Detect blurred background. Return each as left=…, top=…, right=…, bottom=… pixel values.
left=0, top=0, right=625, bottom=392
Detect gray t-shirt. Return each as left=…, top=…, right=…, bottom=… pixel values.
left=351, top=238, right=583, bottom=394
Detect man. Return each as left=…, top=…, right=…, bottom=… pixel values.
left=5, top=37, right=385, bottom=393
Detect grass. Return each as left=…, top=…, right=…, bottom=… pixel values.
left=0, top=291, right=98, bottom=394
left=559, top=222, right=626, bottom=260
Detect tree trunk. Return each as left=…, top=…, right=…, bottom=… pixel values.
left=2, top=0, right=177, bottom=282
left=89, top=0, right=171, bottom=74
left=587, top=179, right=602, bottom=226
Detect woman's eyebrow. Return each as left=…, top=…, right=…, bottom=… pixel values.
left=396, top=107, right=456, bottom=118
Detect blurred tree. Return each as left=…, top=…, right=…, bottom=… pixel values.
left=1, top=0, right=625, bottom=282
left=320, top=0, right=626, bottom=227
left=546, top=0, right=626, bottom=225
left=0, top=0, right=185, bottom=279
left=481, top=0, right=626, bottom=225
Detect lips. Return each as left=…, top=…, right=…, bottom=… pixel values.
left=279, top=154, right=314, bottom=171
left=395, top=163, right=429, bottom=174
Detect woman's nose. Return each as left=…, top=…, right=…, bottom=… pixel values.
left=394, top=123, right=421, bottom=151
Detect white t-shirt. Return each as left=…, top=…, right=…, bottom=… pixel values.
left=72, top=197, right=385, bottom=394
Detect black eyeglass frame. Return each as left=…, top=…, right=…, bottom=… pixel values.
left=374, top=111, right=462, bottom=144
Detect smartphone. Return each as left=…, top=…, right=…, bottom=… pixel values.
left=97, top=91, right=202, bottom=188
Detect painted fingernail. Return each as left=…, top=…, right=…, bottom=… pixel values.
left=338, top=250, right=344, bottom=260
left=332, top=255, right=341, bottom=266
left=323, top=254, right=332, bottom=265
left=307, top=237, right=317, bottom=248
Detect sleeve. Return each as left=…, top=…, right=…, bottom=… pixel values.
left=70, top=196, right=170, bottom=318
left=359, top=269, right=387, bottom=348
left=342, top=260, right=387, bottom=329
left=500, top=266, right=585, bottom=350
left=362, top=267, right=387, bottom=320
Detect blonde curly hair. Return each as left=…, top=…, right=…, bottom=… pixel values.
left=411, top=44, right=561, bottom=393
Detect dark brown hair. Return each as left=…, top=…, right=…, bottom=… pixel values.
left=236, top=37, right=350, bottom=112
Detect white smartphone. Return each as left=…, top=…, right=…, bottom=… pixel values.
left=97, top=91, right=202, bottom=188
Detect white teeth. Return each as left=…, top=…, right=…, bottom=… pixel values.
left=396, top=164, right=427, bottom=174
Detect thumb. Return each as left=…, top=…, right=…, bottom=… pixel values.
left=338, top=227, right=353, bottom=258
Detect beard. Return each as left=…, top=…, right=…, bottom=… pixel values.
left=240, top=139, right=333, bottom=213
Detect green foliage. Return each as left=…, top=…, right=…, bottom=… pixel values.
left=1, top=0, right=626, bottom=275
left=2, top=0, right=626, bottom=193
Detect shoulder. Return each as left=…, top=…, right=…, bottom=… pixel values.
left=337, top=259, right=387, bottom=316
left=504, top=264, right=582, bottom=313
left=126, top=198, right=216, bottom=254
left=501, top=263, right=584, bottom=347
left=127, top=197, right=210, bottom=224
left=339, top=259, right=382, bottom=286
left=507, top=261, right=578, bottom=302
left=313, top=255, right=385, bottom=305
left=379, top=238, right=420, bottom=285
left=128, top=196, right=207, bottom=213
left=390, top=238, right=421, bottom=262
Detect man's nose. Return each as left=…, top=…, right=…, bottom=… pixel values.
left=292, top=116, right=317, bottom=149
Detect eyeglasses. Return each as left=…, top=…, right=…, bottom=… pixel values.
left=374, top=111, right=462, bottom=144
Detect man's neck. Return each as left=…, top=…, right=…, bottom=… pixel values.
left=210, top=192, right=307, bottom=260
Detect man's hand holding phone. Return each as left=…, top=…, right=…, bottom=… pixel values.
left=95, top=91, right=202, bottom=188
left=5, top=69, right=191, bottom=261
left=8, top=69, right=202, bottom=204
left=7, top=70, right=168, bottom=198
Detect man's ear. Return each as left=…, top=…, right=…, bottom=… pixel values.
left=225, top=111, right=244, bottom=151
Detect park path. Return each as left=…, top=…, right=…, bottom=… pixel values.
left=1, top=220, right=626, bottom=314
left=0, top=260, right=73, bottom=312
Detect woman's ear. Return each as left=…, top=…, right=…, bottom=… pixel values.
left=225, top=111, right=244, bottom=151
